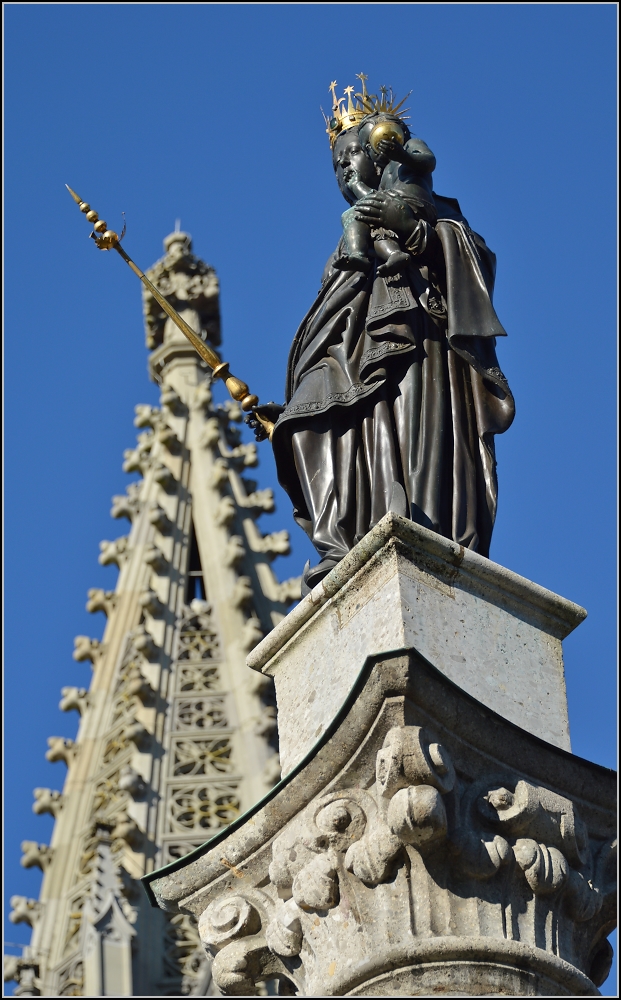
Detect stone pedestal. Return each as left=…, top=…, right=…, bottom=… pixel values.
left=249, top=513, right=584, bottom=769
left=142, top=516, right=615, bottom=997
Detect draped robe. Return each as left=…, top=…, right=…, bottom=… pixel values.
left=271, top=196, right=515, bottom=567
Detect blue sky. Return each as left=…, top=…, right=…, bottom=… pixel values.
left=4, top=3, right=617, bottom=990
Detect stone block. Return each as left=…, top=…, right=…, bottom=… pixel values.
left=248, top=513, right=585, bottom=772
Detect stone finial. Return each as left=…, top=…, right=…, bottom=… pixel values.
left=163, top=230, right=192, bottom=254
left=142, top=230, right=220, bottom=354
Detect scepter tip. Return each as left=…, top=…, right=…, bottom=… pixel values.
left=65, top=184, right=82, bottom=204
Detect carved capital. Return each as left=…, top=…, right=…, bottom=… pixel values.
left=147, top=651, right=616, bottom=998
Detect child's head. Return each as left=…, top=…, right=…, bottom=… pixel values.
left=359, top=114, right=411, bottom=166
left=332, top=129, right=378, bottom=204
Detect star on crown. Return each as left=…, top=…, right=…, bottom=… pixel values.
left=322, top=74, right=410, bottom=148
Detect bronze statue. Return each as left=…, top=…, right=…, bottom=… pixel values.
left=250, top=76, right=515, bottom=593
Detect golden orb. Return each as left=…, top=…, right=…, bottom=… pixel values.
left=79, top=201, right=90, bottom=213
left=94, top=219, right=107, bottom=233
left=369, top=121, right=405, bottom=152
left=103, top=230, right=118, bottom=244
left=86, top=210, right=99, bottom=223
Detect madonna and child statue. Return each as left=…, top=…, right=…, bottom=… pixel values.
left=251, top=75, right=515, bottom=593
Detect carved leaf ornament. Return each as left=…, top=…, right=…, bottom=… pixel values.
left=196, top=725, right=608, bottom=996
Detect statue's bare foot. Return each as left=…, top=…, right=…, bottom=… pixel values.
left=377, top=250, right=410, bottom=276
left=333, top=253, right=372, bottom=273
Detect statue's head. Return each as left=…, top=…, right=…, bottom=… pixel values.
left=332, top=128, right=379, bottom=204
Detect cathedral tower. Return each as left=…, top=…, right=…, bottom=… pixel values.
left=6, top=231, right=299, bottom=997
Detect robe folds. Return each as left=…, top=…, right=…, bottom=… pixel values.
left=271, top=196, right=515, bottom=563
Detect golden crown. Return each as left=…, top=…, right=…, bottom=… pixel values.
left=323, top=73, right=410, bottom=148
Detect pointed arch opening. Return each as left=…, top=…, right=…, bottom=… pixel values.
left=185, top=520, right=206, bottom=603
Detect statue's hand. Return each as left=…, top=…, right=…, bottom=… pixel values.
left=245, top=402, right=285, bottom=443
left=343, top=166, right=360, bottom=185
left=354, top=192, right=416, bottom=240
left=377, top=139, right=408, bottom=164
left=406, top=219, right=431, bottom=256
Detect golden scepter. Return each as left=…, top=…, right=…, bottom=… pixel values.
left=66, top=185, right=275, bottom=440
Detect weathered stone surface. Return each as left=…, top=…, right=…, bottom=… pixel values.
left=248, top=513, right=585, bottom=771
left=143, top=649, right=616, bottom=998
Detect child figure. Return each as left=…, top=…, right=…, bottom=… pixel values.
left=334, top=115, right=437, bottom=276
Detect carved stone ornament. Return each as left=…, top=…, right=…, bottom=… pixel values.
left=9, top=896, right=43, bottom=928
left=32, top=787, right=63, bottom=817
left=72, top=635, right=103, bottom=665
left=59, top=686, right=88, bottom=714
left=85, top=588, right=117, bottom=617
left=142, top=232, right=220, bottom=352
left=20, top=841, right=53, bottom=873
left=144, top=651, right=616, bottom=997
left=98, top=534, right=130, bottom=567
